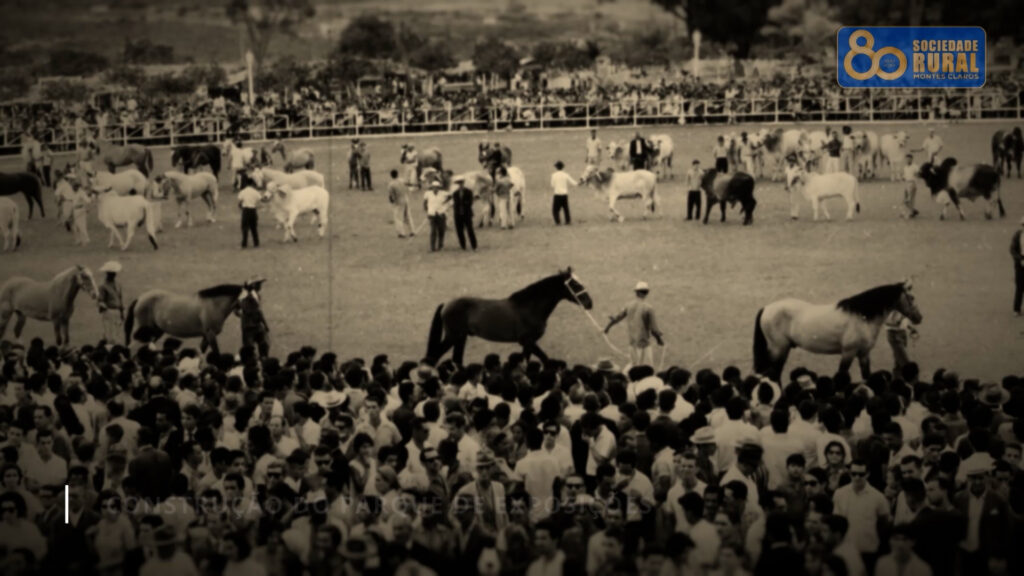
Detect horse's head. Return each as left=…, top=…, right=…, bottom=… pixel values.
left=271, top=140, right=285, bottom=156
left=74, top=265, right=99, bottom=300
left=897, top=280, right=923, bottom=325
left=561, top=267, right=593, bottom=310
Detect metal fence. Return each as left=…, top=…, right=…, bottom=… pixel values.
left=3, top=91, right=1022, bottom=155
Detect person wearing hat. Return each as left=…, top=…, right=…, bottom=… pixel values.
left=387, top=168, right=414, bottom=239
left=1011, top=215, right=1024, bottom=316
left=549, top=160, right=577, bottom=225
left=239, top=276, right=270, bottom=358
left=400, top=143, right=418, bottom=187
left=451, top=174, right=478, bottom=250
left=97, top=261, right=124, bottom=344
left=604, top=281, right=664, bottom=367
left=685, top=158, right=703, bottom=221
left=955, top=452, right=1012, bottom=574
left=454, top=448, right=508, bottom=535
left=423, top=177, right=451, bottom=252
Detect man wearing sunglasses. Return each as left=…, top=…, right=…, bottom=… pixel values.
left=832, top=460, right=890, bottom=571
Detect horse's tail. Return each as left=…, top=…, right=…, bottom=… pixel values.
left=854, top=179, right=861, bottom=213
left=142, top=201, right=159, bottom=250
left=124, top=299, right=137, bottom=346
left=752, top=308, right=772, bottom=376
left=11, top=203, right=20, bottom=249
left=25, top=173, right=44, bottom=219
left=144, top=149, right=154, bottom=176
left=426, top=303, right=445, bottom=363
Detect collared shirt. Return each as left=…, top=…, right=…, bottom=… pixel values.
left=550, top=170, right=577, bottom=196
left=238, top=187, right=262, bottom=209
left=759, top=429, right=806, bottom=489
left=613, top=299, right=662, bottom=348
left=423, top=189, right=450, bottom=216
left=98, top=280, right=123, bottom=312
left=686, top=167, right=703, bottom=191
left=616, top=470, right=655, bottom=521
left=962, top=491, right=985, bottom=552
left=514, top=450, right=561, bottom=521
left=833, top=483, right=890, bottom=553
left=585, top=425, right=616, bottom=475
left=387, top=179, right=408, bottom=205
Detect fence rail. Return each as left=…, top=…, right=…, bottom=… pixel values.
left=3, top=92, right=1022, bottom=155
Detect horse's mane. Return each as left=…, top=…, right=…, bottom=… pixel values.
left=836, top=283, right=906, bottom=319
left=198, top=284, right=244, bottom=299
left=508, top=273, right=567, bottom=303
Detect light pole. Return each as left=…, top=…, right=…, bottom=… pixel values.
left=692, top=30, right=702, bottom=79
left=246, top=50, right=255, bottom=107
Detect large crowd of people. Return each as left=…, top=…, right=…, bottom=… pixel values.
left=0, top=331, right=1021, bottom=575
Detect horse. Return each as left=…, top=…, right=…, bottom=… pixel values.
left=753, top=280, right=922, bottom=382
left=157, top=171, right=219, bottom=228
left=579, top=165, right=658, bottom=222
left=91, top=169, right=149, bottom=196
left=425, top=268, right=593, bottom=366
left=95, top=141, right=153, bottom=176
left=90, top=186, right=162, bottom=250
left=0, top=265, right=98, bottom=346
left=125, top=279, right=264, bottom=355
left=0, top=172, right=45, bottom=219
left=250, top=167, right=325, bottom=190
left=0, top=197, right=20, bottom=251
left=171, top=145, right=221, bottom=180
left=416, top=147, right=443, bottom=186
left=270, top=141, right=315, bottom=173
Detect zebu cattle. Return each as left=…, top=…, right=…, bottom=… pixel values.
left=91, top=169, right=148, bottom=196
left=579, top=166, right=657, bottom=222
left=785, top=164, right=860, bottom=221
left=700, top=170, right=756, bottom=225
left=851, top=130, right=880, bottom=179
left=649, top=134, right=675, bottom=179
left=803, top=131, right=829, bottom=171
left=879, top=131, right=910, bottom=181
left=0, top=197, right=20, bottom=251
left=250, top=167, right=325, bottom=190
left=919, top=158, right=1005, bottom=220
left=261, top=183, right=330, bottom=242
left=607, top=141, right=629, bottom=171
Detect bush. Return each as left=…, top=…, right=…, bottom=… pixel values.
left=47, top=49, right=109, bottom=77
left=41, top=79, right=89, bottom=102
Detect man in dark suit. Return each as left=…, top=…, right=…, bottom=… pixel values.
left=629, top=131, right=650, bottom=170
left=912, top=475, right=965, bottom=576
left=43, top=485, right=100, bottom=574
left=451, top=176, right=477, bottom=251
left=955, top=456, right=1012, bottom=575
left=129, top=426, right=174, bottom=503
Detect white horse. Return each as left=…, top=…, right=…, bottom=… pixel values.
left=580, top=165, right=657, bottom=222
left=786, top=163, right=861, bottom=221
left=91, top=187, right=162, bottom=250
left=0, top=197, right=20, bottom=251
left=158, top=171, right=219, bottom=228
left=91, top=169, right=149, bottom=196
left=261, top=183, right=329, bottom=242
left=250, top=167, right=325, bottom=190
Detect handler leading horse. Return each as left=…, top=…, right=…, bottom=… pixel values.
left=426, top=268, right=593, bottom=366
left=125, top=279, right=264, bottom=355
left=753, top=280, right=922, bottom=382
left=0, top=265, right=98, bottom=346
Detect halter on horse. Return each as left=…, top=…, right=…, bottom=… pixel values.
left=753, top=280, right=922, bottom=382
left=425, top=268, right=593, bottom=366
left=0, top=266, right=98, bottom=346
left=125, top=279, right=265, bottom=355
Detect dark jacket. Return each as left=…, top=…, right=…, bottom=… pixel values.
left=452, top=186, right=474, bottom=219
left=128, top=446, right=174, bottom=502
left=911, top=506, right=966, bottom=576
left=954, top=490, right=1012, bottom=558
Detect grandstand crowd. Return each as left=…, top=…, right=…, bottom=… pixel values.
left=5, top=71, right=1024, bottom=146
left=0, top=334, right=1021, bottom=576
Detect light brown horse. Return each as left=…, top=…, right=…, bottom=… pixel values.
left=125, top=279, right=264, bottom=355
left=270, top=141, right=315, bottom=173
left=0, top=265, right=98, bottom=346
left=96, top=140, right=154, bottom=176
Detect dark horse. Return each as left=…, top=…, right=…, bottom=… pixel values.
left=171, top=145, right=222, bottom=180
left=992, top=128, right=1023, bottom=178
left=426, top=268, right=593, bottom=366
left=753, top=280, right=922, bottom=383
left=0, top=172, right=45, bottom=218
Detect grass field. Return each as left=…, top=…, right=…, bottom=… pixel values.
left=1, top=122, right=1022, bottom=381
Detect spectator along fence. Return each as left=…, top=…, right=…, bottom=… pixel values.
left=3, top=90, right=1023, bottom=156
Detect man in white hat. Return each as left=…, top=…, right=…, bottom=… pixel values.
left=423, top=177, right=451, bottom=252
left=97, top=261, right=124, bottom=344
left=1011, top=215, right=1023, bottom=316
left=604, top=281, right=664, bottom=367
left=400, top=143, right=418, bottom=187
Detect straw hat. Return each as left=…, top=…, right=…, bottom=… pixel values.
left=979, top=383, right=1010, bottom=407
left=963, top=452, right=993, bottom=477
left=594, top=358, right=620, bottom=373
left=691, top=426, right=715, bottom=445
left=634, top=281, right=650, bottom=292
left=99, top=261, right=122, bottom=274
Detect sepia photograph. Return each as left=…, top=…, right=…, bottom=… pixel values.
left=0, top=0, right=1021, bottom=574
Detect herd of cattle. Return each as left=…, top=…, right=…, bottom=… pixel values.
left=0, top=124, right=1020, bottom=253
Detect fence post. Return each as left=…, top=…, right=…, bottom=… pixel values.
left=539, top=105, right=544, bottom=130
left=585, top=103, right=590, bottom=128
left=916, top=90, right=922, bottom=121
left=821, top=98, right=826, bottom=122
left=170, top=123, right=175, bottom=146
left=309, top=115, right=313, bottom=139
left=868, top=95, right=874, bottom=122
left=1018, top=95, right=1021, bottom=119
left=632, top=102, right=637, bottom=127
left=774, top=98, right=779, bottom=123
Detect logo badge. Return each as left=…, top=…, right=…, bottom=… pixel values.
left=837, top=27, right=985, bottom=88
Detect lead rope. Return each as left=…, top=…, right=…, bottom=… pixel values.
left=565, top=279, right=632, bottom=361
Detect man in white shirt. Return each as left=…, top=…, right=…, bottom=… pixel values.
left=584, top=129, right=602, bottom=166
left=528, top=520, right=566, bottom=576
left=540, top=421, right=574, bottom=478
left=788, top=400, right=824, bottom=469
left=664, top=452, right=707, bottom=532
left=760, top=409, right=807, bottom=489
left=916, top=128, right=943, bottom=164
left=514, top=428, right=562, bottom=522
left=25, top=430, right=67, bottom=489
left=550, top=160, right=577, bottom=225
left=714, top=397, right=759, bottom=472
left=832, top=460, right=890, bottom=558
left=238, top=184, right=262, bottom=249
left=614, top=449, right=654, bottom=523
left=444, top=412, right=480, bottom=473
left=423, top=179, right=450, bottom=251
left=581, top=413, right=616, bottom=485
left=678, top=492, right=720, bottom=569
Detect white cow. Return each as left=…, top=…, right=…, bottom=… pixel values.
left=649, top=134, right=675, bottom=179
left=261, top=183, right=329, bottom=242
left=579, top=165, right=657, bottom=222
left=91, top=169, right=149, bottom=196
left=879, top=131, right=910, bottom=181
left=803, top=131, right=829, bottom=171
left=92, top=189, right=161, bottom=250
left=251, top=167, right=325, bottom=190
left=607, top=141, right=629, bottom=170
left=0, top=197, right=20, bottom=251
left=786, top=164, right=860, bottom=221
left=851, top=130, right=880, bottom=179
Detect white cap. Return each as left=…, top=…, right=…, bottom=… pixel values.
left=634, top=281, right=649, bottom=292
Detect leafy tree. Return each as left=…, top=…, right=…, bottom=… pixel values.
left=409, top=41, right=456, bottom=73
left=47, top=49, right=109, bottom=77
left=763, top=0, right=839, bottom=52
left=651, top=0, right=782, bottom=59
left=321, top=54, right=377, bottom=89
left=257, top=55, right=312, bottom=92
left=472, top=41, right=520, bottom=79
left=41, top=79, right=89, bottom=102
left=532, top=41, right=599, bottom=71
left=104, top=65, right=146, bottom=90
left=337, top=15, right=397, bottom=60
left=123, top=38, right=175, bottom=65
left=0, top=72, right=30, bottom=102
left=226, top=0, right=315, bottom=73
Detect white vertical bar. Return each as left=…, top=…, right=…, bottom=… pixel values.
left=64, top=485, right=69, bottom=524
